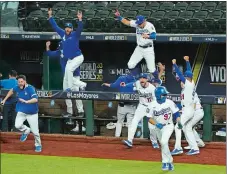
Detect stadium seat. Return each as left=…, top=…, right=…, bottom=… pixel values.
left=82, top=10, right=96, bottom=32
left=216, top=2, right=226, bottom=12
left=131, top=2, right=146, bottom=11
left=52, top=2, right=67, bottom=11
left=94, top=2, right=107, bottom=11
left=218, top=16, right=226, bottom=34
left=79, top=2, right=95, bottom=12
left=118, top=2, right=133, bottom=12
left=174, top=2, right=188, bottom=12
left=138, top=11, right=151, bottom=18
left=106, top=2, right=120, bottom=11
left=204, top=10, right=223, bottom=33
left=65, top=2, right=81, bottom=11
left=175, top=11, right=194, bottom=33
left=145, top=2, right=160, bottom=12
left=24, top=10, right=44, bottom=31
left=54, top=10, right=69, bottom=28
left=202, top=2, right=217, bottom=12
left=120, top=11, right=137, bottom=32
left=92, top=10, right=110, bottom=32
left=148, top=11, right=165, bottom=32
left=161, top=11, right=179, bottom=32
left=189, top=11, right=208, bottom=33
left=159, top=2, right=174, bottom=12
left=187, top=2, right=202, bottom=12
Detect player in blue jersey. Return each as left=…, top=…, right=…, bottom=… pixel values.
left=102, top=69, right=139, bottom=137
left=46, top=41, right=86, bottom=118
left=1, top=75, right=42, bottom=152
left=0, top=70, right=18, bottom=131
left=48, top=9, right=84, bottom=92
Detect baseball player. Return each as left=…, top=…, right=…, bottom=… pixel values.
left=147, top=86, right=182, bottom=171
left=122, top=64, right=164, bottom=148
left=171, top=56, right=199, bottom=156
left=180, top=92, right=205, bottom=150
left=48, top=9, right=84, bottom=92
left=1, top=75, right=42, bottom=152
left=114, top=10, right=158, bottom=79
left=102, top=69, right=138, bottom=137
left=46, top=41, right=86, bottom=117
left=122, top=73, right=157, bottom=148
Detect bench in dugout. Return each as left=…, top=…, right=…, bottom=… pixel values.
left=39, top=115, right=117, bottom=135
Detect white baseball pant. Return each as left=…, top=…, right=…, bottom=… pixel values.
left=183, top=108, right=205, bottom=146
left=156, top=123, right=174, bottom=163
left=64, top=55, right=84, bottom=90
left=128, top=103, right=148, bottom=143
left=63, top=76, right=86, bottom=114
left=148, top=122, right=158, bottom=144
left=174, top=105, right=198, bottom=150
left=115, top=103, right=136, bottom=137
left=15, top=112, right=41, bottom=147
left=127, top=46, right=155, bottom=73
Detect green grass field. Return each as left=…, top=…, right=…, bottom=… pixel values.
left=1, top=153, right=225, bottom=174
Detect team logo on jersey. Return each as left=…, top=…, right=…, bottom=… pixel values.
left=138, top=91, right=153, bottom=98
left=136, top=29, right=149, bottom=34
left=153, top=107, right=171, bottom=116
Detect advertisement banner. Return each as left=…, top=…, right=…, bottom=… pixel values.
left=209, top=64, right=226, bottom=85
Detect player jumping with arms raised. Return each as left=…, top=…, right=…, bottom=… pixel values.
left=114, top=10, right=159, bottom=80
left=171, top=56, right=199, bottom=155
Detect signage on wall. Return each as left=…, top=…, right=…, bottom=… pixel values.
left=108, top=68, right=130, bottom=76
left=20, top=51, right=43, bottom=63
left=209, top=64, right=226, bottom=85
left=80, top=62, right=103, bottom=81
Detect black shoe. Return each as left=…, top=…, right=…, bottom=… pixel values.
left=62, top=112, right=72, bottom=118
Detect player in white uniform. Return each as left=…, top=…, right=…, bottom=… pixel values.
left=171, top=56, right=199, bottom=156
left=122, top=73, right=157, bottom=148
left=184, top=92, right=205, bottom=149
left=114, top=10, right=159, bottom=79
left=147, top=86, right=182, bottom=171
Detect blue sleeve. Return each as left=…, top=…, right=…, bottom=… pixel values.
left=173, top=112, right=180, bottom=120
left=125, top=82, right=135, bottom=89
left=123, top=82, right=135, bottom=91
left=12, top=86, right=18, bottom=92
left=186, top=61, right=192, bottom=72
left=28, top=86, right=38, bottom=99
left=49, top=17, right=65, bottom=37
left=173, top=64, right=185, bottom=83
left=0, top=80, right=8, bottom=88
left=46, top=50, right=61, bottom=58
left=149, top=32, right=156, bottom=39
left=75, top=21, right=83, bottom=37
left=110, top=76, right=123, bottom=88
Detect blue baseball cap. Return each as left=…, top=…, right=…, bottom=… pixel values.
left=139, top=73, right=149, bottom=79
left=64, top=23, right=73, bottom=28
left=150, top=78, right=162, bottom=84
left=184, top=71, right=193, bottom=78
left=135, top=15, right=145, bottom=25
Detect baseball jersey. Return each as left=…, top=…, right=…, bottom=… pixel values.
left=134, top=80, right=156, bottom=105
left=194, top=93, right=202, bottom=110
left=180, top=79, right=195, bottom=106
left=130, top=20, right=156, bottom=46
left=13, top=84, right=38, bottom=114
left=147, top=99, right=179, bottom=125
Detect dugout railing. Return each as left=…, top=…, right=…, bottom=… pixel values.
left=0, top=89, right=225, bottom=142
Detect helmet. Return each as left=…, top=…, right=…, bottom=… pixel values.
left=184, top=71, right=193, bottom=78
left=155, top=86, right=169, bottom=104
